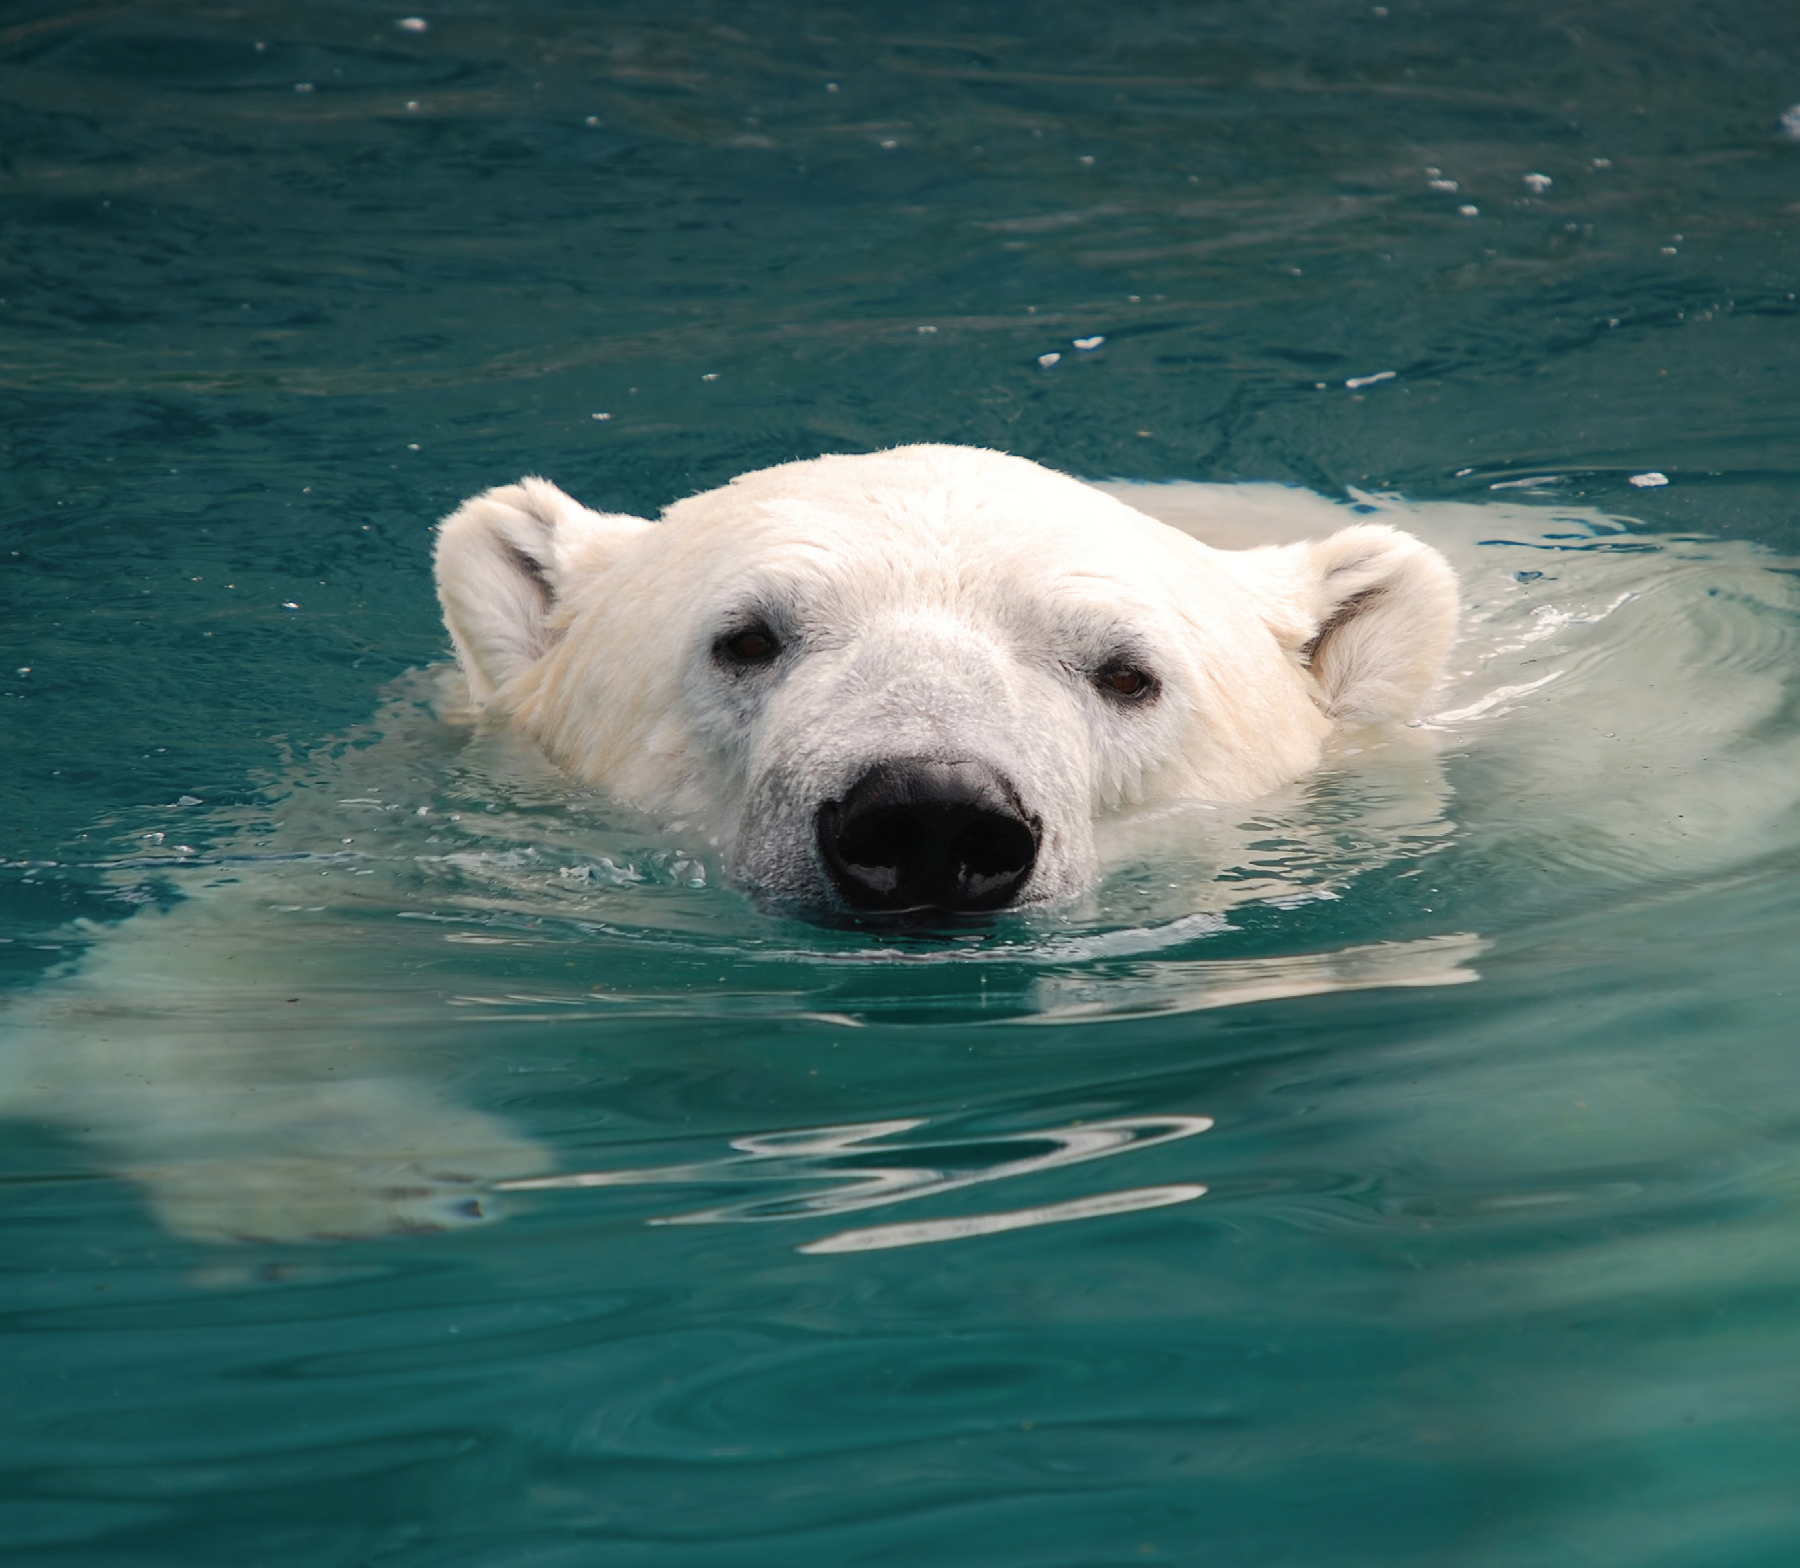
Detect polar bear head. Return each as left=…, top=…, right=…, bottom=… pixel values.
left=435, top=445, right=1456, bottom=915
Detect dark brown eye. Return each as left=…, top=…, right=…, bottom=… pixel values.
left=1098, top=665, right=1152, bottom=699
left=718, top=625, right=780, bottom=665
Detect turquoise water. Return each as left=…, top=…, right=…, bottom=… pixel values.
left=6, top=2, right=1800, bottom=1564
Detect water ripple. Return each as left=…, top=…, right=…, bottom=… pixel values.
left=501, top=1114, right=1213, bottom=1235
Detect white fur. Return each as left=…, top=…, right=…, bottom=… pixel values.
left=437, top=445, right=1459, bottom=908
left=435, top=477, right=651, bottom=704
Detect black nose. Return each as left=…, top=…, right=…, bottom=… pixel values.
left=817, top=759, right=1040, bottom=913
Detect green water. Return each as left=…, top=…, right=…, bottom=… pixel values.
left=6, top=2, right=1800, bottom=1564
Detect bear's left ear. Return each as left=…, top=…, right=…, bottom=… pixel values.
left=1262, top=523, right=1459, bottom=722
left=435, top=478, right=653, bottom=703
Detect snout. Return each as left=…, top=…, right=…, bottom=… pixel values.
left=816, top=758, right=1040, bottom=913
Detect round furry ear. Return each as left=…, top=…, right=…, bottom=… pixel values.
left=1276, top=524, right=1460, bottom=721
left=435, top=479, right=651, bottom=704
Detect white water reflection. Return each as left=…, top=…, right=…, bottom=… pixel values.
left=800, top=1184, right=1208, bottom=1254
left=1026, top=932, right=1483, bottom=1021
left=498, top=1114, right=1213, bottom=1231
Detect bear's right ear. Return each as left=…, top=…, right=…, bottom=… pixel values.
left=435, top=478, right=652, bottom=703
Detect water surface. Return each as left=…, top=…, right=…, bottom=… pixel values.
left=5, top=3, right=1800, bottom=1565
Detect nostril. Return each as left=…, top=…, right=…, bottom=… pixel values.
left=817, top=759, right=1040, bottom=914
left=824, top=803, right=914, bottom=895
left=951, top=812, right=1035, bottom=885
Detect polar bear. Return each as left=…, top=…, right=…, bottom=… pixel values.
left=12, top=450, right=1800, bottom=1246
left=437, top=444, right=1459, bottom=914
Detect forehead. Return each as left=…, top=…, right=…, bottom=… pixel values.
left=657, top=457, right=1194, bottom=620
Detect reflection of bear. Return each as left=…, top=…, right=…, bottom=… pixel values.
left=437, top=446, right=1459, bottom=914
